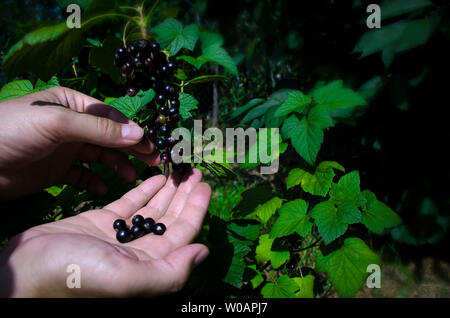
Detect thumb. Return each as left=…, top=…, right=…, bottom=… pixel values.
left=55, top=108, right=144, bottom=148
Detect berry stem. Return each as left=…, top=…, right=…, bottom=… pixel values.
left=164, top=161, right=170, bottom=178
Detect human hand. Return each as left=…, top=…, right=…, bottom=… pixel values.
left=0, top=169, right=211, bottom=297
left=0, top=86, right=159, bottom=201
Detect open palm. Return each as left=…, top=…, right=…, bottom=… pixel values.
left=0, top=169, right=211, bottom=297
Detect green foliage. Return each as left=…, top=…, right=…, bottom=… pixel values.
left=152, top=18, right=199, bottom=56
left=316, top=238, right=380, bottom=297
left=0, top=76, right=59, bottom=102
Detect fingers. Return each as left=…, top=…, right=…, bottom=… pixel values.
left=104, top=174, right=166, bottom=218
left=131, top=171, right=211, bottom=257
left=77, top=145, right=136, bottom=182
left=141, top=183, right=211, bottom=253
left=134, top=169, right=187, bottom=221
left=39, top=87, right=144, bottom=148
left=64, top=165, right=107, bottom=195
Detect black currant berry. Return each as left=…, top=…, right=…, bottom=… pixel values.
left=128, top=45, right=138, bottom=56
left=146, top=127, right=156, bottom=140
left=160, top=152, right=170, bottom=163
left=137, top=39, right=150, bottom=52
left=160, top=125, right=171, bottom=136
left=169, top=99, right=180, bottom=108
left=131, top=225, right=145, bottom=238
left=153, top=223, right=166, bottom=235
left=156, top=94, right=166, bottom=106
left=164, top=84, right=176, bottom=96
left=159, top=105, right=169, bottom=115
left=142, top=218, right=155, bottom=234
left=155, top=138, right=167, bottom=149
left=126, top=87, right=138, bottom=97
left=168, top=106, right=179, bottom=119
left=120, top=62, right=133, bottom=75
left=132, top=214, right=145, bottom=226
left=113, top=219, right=127, bottom=231
left=150, top=42, right=161, bottom=53
left=154, top=51, right=167, bottom=64
left=115, top=47, right=128, bottom=59
left=132, top=57, right=143, bottom=69
left=116, top=228, right=134, bottom=243
left=166, top=61, right=176, bottom=72
left=144, top=56, right=154, bottom=68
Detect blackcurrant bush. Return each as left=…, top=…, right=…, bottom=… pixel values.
left=116, top=228, right=134, bottom=243
left=131, top=225, right=145, bottom=238
left=142, top=218, right=155, bottom=234
left=113, top=219, right=127, bottom=231
left=132, top=214, right=145, bottom=226
left=153, top=223, right=166, bottom=235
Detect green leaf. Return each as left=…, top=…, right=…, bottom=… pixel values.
left=308, top=104, right=334, bottom=129
left=310, top=201, right=348, bottom=244
left=109, top=89, right=155, bottom=119
left=255, top=234, right=290, bottom=269
left=270, top=199, right=312, bottom=239
left=316, top=237, right=380, bottom=297
left=89, top=36, right=123, bottom=84
left=0, top=80, right=34, bottom=102
left=186, top=74, right=229, bottom=85
left=179, top=92, right=198, bottom=119
left=361, top=190, right=402, bottom=234
left=293, top=275, right=315, bottom=298
left=34, top=76, right=60, bottom=92
left=227, top=222, right=261, bottom=241
left=247, top=265, right=264, bottom=289
left=152, top=19, right=199, bottom=56
left=44, top=185, right=67, bottom=197
left=274, top=90, right=311, bottom=117
left=176, top=55, right=209, bottom=69
left=230, top=98, right=265, bottom=119
left=200, top=32, right=238, bottom=76
left=286, top=116, right=324, bottom=166
left=286, top=161, right=345, bottom=196
left=329, top=171, right=361, bottom=204
left=200, top=159, right=237, bottom=180
left=223, top=243, right=251, bottom=288
left=253, top=197, right=284, bottom=224
left=381, top=0, right=432, bottom=21
left=2, top=23, right=83, bottom=81
left=312, top=80, right=367, bottom=110
left=261, top=275, right=299, bottom=298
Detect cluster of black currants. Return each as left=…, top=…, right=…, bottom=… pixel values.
left=114, top=39, right=184, bottom=174
left=113, top=214, right=166, bottom=244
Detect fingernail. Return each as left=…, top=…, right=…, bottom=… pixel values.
left=121, top=124, right=143, bottom=140
left=194, top=248, right=209, bottom=267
